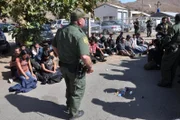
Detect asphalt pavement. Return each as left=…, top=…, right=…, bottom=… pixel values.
left=1, top=53, right=180, bottom=120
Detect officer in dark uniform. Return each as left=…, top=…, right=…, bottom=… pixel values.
left=146, top=18, right=153, bottom=37
left=52, top=8, right=93, bottom=119
left=156, top=17, right=169, bottom=37
left=158, top=14, right=180, bottom=88
left=133, top=18, right=140, bottom=34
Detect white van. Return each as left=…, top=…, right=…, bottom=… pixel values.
left=51, top=19, right=69, bottom=29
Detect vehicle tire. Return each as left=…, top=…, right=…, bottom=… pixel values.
left=2, top=42, right=11, bottom=54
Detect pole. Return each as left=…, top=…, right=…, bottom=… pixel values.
left=141, top=0, right=144, bottom=23
left=88, top=12, right=91, bottom=37
left=155, top=1, right=161, bottom=12
left=142, top=0, right=143, bottom=13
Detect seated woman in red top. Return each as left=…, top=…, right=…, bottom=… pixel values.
left=9, top=50, right=37, bottom=93
left=89, top=39, right=106, bottom=63
left=16, top=50, right=37, bottom=81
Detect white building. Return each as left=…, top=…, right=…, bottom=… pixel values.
left=94, top=3, right=128, bottom=22
left=94, top=3, right=150, bottom=24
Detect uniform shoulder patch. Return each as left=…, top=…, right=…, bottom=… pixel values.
left=83, top=37, right=89, bottom=44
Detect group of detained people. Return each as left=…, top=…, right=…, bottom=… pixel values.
left=8, top=32, right=150, bottom=93
left=88, top=32, right=148, bottom=63
left=9, top=43, right=62, bottom=93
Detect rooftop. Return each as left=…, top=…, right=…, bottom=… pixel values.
left=95, top=3, right=127, bottom=10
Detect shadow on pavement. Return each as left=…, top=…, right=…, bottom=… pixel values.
left=0, top=61, right=10, bottom=64
left=95, top=57, right=180, bottom=120
left=1, top=71, right=11, bottom=81
left=5, top=94, right=68, bottom=119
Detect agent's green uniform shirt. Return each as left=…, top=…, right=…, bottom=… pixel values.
left=52, top=24, right=89, bottom=64
left=171, top=23, right=180, bottom=44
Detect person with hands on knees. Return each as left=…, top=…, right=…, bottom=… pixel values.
left=40, top=50, right=62, bottom=85
left=8, top=50, right=37, bottom=93
left=16, top=50, right=37, bottom=81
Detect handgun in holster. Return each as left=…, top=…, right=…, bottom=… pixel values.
left=76, top=62, right=88, bottom=79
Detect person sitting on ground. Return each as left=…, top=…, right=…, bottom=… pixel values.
left=116, top=31, right=123, bottom=44
left=99, top=33, right=112, bottom=56
left=97, top=40, right=107, bottom=56
left=31, top=43, right=55, bottom=82
left=9, top=47, right=21, bottom=82
left=9, top=50, right=37, bottom=93
left=104, top=33, right=116, bottom=55
left=42, top=43, right=55, bottom=57
left=31, top=43, right=43, bottom=63
left=125, top=35, right=135, bottom=57
left=136, top=33, right=148, bottom=46
left=40, top=50, right=62, bottom=84
left=89, top=39, right=106, bottom=63
left=99, top=33, right=107, bottom=44
left=89, top=33, right=98, bottom=43
left=116, top=37, right=134, bottom=58
left=132, top=34, right=148, bottom=54
left=29, top=43, right=43, bottom=73
left=96, top=34, right=109, bottom=56
left=144, top=39, right=163, bottom=70
left=98, top=34, right=105, bottom=48
left=20, top=44, right=31, bottom=54
left=16, top=50, right=37, bottom=81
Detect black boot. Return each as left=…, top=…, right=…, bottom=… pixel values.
left=69, top=110, right=84, bottom=120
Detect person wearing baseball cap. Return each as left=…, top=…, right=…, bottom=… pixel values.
left=70, top=8, right=89, bottom=22
left=158, top=13, right=180, bottom=88
left=52, top=8, right=93, bottom=119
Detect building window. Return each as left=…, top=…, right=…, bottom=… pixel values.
left=109, top=16, right=115, bottom=20
left=103, top=16, right=109, bottom=21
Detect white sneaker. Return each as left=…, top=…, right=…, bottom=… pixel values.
left=8, top=79, right=13, bottom=83
left=103, top=54, right=109, bottom=57
left=112, top=52, right=116, bottom=55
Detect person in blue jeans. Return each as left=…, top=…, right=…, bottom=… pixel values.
left=9, top=50, right=37, bottom=93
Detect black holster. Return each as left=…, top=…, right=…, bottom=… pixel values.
left=76, top=62, right=87, bottom=79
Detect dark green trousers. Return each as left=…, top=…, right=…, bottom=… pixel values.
left=147, top=27, right=152, bottom=37
left=60, top=63, right=86, bottom=117
left=161, top=48, right=180, bottom=84
left=134, top=28, right=139, bottom=34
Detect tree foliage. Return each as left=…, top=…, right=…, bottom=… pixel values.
left=1, top=0, right=107, bottom=45
left=0, top=0, right=9, bottom=18
left=48, top=0, right=108, bottom=19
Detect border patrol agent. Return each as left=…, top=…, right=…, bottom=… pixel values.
left=146, top=18, right=153, bottom=37
left=133, top=18, right=140, bottom=34
left=156, top=17, right=169, bottom=36
left=158, top=14, right=180, bottom=88
left=52, top=8, right=93, bottom=119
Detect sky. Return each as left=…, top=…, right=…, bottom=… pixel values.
left=120, top=0, right=136, bottom=3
